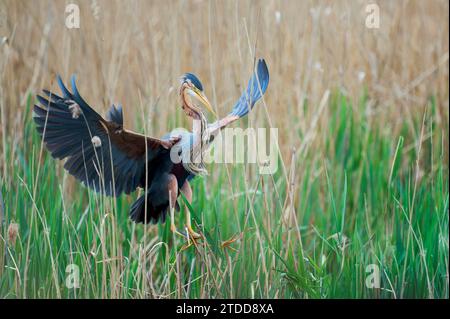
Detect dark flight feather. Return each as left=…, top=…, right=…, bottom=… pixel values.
left=230, top=59, right=269, bottom=118
left=207, top=59, right=270, bottom=139
left=33, top=75, right=170, bottom=197
left=106, top=104, right=123, bottom=126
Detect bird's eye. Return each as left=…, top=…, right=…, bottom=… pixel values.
left=188, top=81, right=200, bottom=92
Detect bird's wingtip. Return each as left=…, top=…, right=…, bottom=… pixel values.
left=258, top=58, right=267, bottom=69
left=56, top=74, right=64, bottom=88
left=70, top=74, right=77, bottom=88
left=56, top=74, right=74, bottom=99
left=70, top=74, right=83, bottom=98
left=256, top=58, right=269, bottom=86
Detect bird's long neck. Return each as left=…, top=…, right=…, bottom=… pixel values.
left=180, top=85, right=209, bottom=145
left=191, top=112, right=209, bottom=171
left=192, top=113, right=208, bottom=142
left=180, top=86, right=210, bottom=175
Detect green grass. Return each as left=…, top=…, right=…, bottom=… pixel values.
left=0, top=92, right=448, bottom=298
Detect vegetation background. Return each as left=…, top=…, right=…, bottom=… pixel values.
left=0, top=0, right=448, bottom=298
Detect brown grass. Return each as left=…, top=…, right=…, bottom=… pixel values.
left=0, top=0, right=448, bottom=299
left=1, top=0, right=448, bottom=167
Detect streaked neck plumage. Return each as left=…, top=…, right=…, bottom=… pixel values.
left=180, top=86, right=210, bottom=175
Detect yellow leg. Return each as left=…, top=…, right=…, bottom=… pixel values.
left=170, top=202, right=186, bottom=238
left=168, top=175, right=185, bottom=238
left=186, top=210, right=201, bottom=239
left=181, top=181, right=201, bottom=239
left=221, top=233, right=242, bottom=250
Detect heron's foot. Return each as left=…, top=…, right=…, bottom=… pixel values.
left=221, top=233, right=242, bottom=251
left=187, top=225, right=202, bottom=240
left=170, top=223, right=187, bottom=238
left=179, top=227, right=202, bottom=251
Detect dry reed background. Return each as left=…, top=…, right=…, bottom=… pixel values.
left=2, top=0, right=448, bottom=162
left=0, top=0, right=448, bottom=298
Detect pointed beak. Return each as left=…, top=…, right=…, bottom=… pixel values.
left=194, top=89, right=216, bottom=117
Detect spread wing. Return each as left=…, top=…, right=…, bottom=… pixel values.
left=208, top=58, right=269, bottom=137
left=106, top=103, right=123, bottom=126
left=33, top=75, right=175, bottom=196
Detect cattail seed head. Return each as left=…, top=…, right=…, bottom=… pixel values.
left=91, top=136, right=102, bottom=148
left=68, top=101, right=82, bottom=119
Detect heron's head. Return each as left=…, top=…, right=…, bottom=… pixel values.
left=180, top=73, right=215, bottom=119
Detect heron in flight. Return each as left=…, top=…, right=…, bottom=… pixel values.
left=33, top=59, right=269, bottom=240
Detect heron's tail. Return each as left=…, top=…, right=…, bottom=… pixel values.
left=129, top=192, right=179, bottom=224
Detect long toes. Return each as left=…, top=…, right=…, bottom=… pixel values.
left=221, top=233, right=243, bottom=248
left=187, top=227, right=202, bottom=240
left=171, top=226, right=188, bottom=238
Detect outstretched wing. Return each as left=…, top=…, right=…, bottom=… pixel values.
left=106, top=104, right=123, bottom=126
left=208, top=58, right=269, bottom=136
left=33, top=75, right=174, bottom=196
